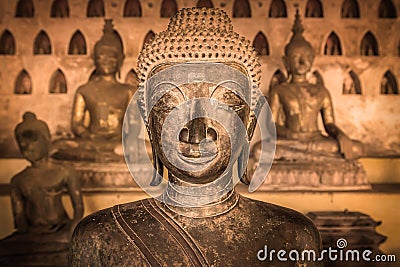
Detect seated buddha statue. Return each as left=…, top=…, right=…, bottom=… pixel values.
left=69, top=8, right=321, bottom=266
left=52, top=20, right=134, bottom=162
left=0, top=112, right=83, bottom=266
left=268, top=8, right=363, bottom=161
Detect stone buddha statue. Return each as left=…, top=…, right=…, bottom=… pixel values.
left=70, top=8, right=321, bottom=266
left=53, top=20, right=134, bottom=162
left=0, top=112, right=83, bottom=266
left=268, top=8, right=363, bottom=161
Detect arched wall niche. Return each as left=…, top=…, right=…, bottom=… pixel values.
left=196, top=0, right=214, bottom=8
left=269, top=0, right=287, bottom=18
left=68, top=31, right=87, bottom=55
left=360, top=31, right=379, bottom=56
left=33, top=31, right=52, bottom=55
left=0, top=30, right=16, bottom=55
left=87, top=0, right=105, bottom=17
left=378, top=0, right=397, bottom=18
left=324, top=32, right=343, bottom=56
left=124, top=0, right=142, bottom=17
left=305, top=0, right=323, bottom=18
left=51, top=0, right=69, bottom=18
left=49, top=69, right=67, bottom=94
left=160, top=0, right=178, bottom=18
left=143, top=30, right=155, bottom=49
left=341, top=0, right=360, bottom=18
left=15, top=0, right=34, bottom=18
left=253, top=31, right=269, bottom=56
left=381, top=71, right=399, bottom=94
left=233, top=0, right=251, bottom=18
left=343, top=70, right=362, bottom=94
left=15, top=70, right=32, bottom=94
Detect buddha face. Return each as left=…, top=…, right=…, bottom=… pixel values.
left=17, top=131, right=49, bottom=163
left=94, top=46, right=120, bottom=76
left=146, top=63, right=252, bottom=184
left=285, top=46, right=314, bottom=76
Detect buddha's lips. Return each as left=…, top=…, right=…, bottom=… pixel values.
left=177, top=150, right=217, bottom=165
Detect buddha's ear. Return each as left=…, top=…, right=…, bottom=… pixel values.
left=247, top=112, right=257, bottom=141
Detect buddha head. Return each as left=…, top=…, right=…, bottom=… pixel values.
left=284, top=7, right=315, bottom=78
left=135, top=8, right=264, bottom=190
left=93, top=20, right=124, bottom=77
left=14, top=112, right=51, bottom=163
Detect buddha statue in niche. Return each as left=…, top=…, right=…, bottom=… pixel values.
left=268, top=8, right=363, bottom=161
left=53, top=20, right=134, bottom=162
left=0, top=112, right=83, bottom=266
left=70, top=8, right=321, bottom=266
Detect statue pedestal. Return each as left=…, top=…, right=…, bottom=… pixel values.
left=51, top=160, right=152, bottom=191
left=307, top=211, right=386, bottom=267
left=255, top=158, right=370, bottom=191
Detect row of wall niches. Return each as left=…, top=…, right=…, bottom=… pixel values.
left=1, top=29, right=399, bottom=57
left=12, top=69, right=139, bottom=95
left=11, top=68, right=399, bottom=95
left=10, top=0, right=399, bottom=19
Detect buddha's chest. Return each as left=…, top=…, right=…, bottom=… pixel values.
left=83, top=89, right=128, bottom=110
left=280, top=85, right=324, bottom=115
left=177, top=217, right=297, bottom=266
left=18, top=168, right=65, bottom=198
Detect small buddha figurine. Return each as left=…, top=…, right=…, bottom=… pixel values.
left=0, top=112, right=83, bottom=266
left=53, top=20, right=134, bottom=162
left=70, top=8, right=321, bottom=266
left=268, top=8, right=363, bottom=160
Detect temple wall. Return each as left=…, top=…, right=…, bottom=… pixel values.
left=0, top=0, right=399, bottom=156
left=0, top=0, right=399, bottom=262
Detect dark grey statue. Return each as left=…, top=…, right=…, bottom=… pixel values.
left=69, top=8, right=321, bottom=266
left=0, top=112, right=83, bottom=266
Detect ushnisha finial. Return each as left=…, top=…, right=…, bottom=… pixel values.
left=284, top=4, right=314, bottom=57
left=292, top=4, right=304, bottom=35
left=94, top=19, right=123, bottom=56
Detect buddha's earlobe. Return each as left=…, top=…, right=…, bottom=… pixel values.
left=247, top=113, right=257, bottom=141
left=238, top=141, right=250, bottom=185
left=150, top=146, right=163, bottom=186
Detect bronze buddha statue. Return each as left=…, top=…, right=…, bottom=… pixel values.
left=0, top=112, right=83, bottom=266
left=69, top=8, right=321, bottom=266
left=53, top=20, right=134, bottom=162
left=268, top=8, right=363, bottom=161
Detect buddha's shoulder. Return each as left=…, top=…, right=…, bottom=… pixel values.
left=72, top=200, right=146, bottom=239
left=10, top=167, right=35, bottom=186
left=238, top=196, right=320, bottom=237
left=118, top=82, right=135, bottom=91
left=270, top=82, right=291, bottom=93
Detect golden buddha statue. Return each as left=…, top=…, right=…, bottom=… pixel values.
left=249, top=8, right=368, bottom=190
left=268, top=8, right=363, bottom=160
left=53, top=20, right=134, bottom=162
left=0, top=112, right=83, bottom=266
left=69, top=8, right=321, bottom=266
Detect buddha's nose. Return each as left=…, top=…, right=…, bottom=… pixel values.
left=178, top=101, right=218, bottom=144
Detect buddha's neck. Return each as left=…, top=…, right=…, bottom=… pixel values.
left=31, top=157, right=48, bottom=168
left=291, top=74, right=308, bottom=84
left=99, top=74, right=116, bottom=83
left=161, top=170, right=238, bottom=218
